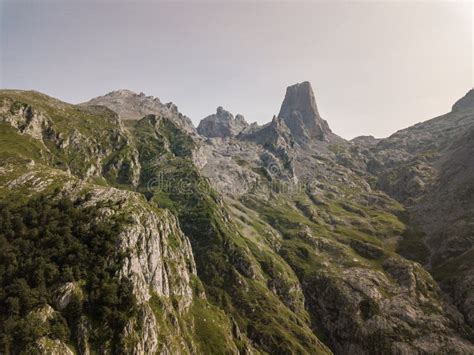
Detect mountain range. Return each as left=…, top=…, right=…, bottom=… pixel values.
left=0, top=82, right=473, bottom=354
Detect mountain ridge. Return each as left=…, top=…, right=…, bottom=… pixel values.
left=1, top=83, right=473, bottom=354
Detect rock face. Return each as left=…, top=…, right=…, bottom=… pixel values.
left=53, top=282, right=82, bottom=311
left=306, top=257, right=474, bottom=354
left=197, top=107, right=248, bottom=138
left=452, top=88, right=474, bottom=112
left=278, top=81, right=337, bottom=143
left=118, top=207, right=196, bottom=307
left=0, top=97, right=49, bottom=140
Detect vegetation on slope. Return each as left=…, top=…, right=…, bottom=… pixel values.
left=130, top=116, right=331, bottom=354
left=0, top=194, right=137, bottom=353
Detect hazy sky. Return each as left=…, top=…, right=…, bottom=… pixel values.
left=1, top=0, right=472, bottom=139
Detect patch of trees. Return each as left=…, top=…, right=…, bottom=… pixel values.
left=0, top=194, right=137, bottom=353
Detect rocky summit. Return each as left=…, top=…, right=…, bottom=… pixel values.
left=197, top=106, right=249, bottom=138
left=0, top=82, right=473, bottom=354
left=278, top=81, right=339, bottom=143
left=83, top=89, right=196, bottom=134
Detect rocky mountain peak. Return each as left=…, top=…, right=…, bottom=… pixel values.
left=279, top=81, right=320, bottom=117
left=81, top=89, right=195, bottom=134
left=103, top=89, right=161, bottom=102
left=215, top=106, right=233, bottom=120
left=197, top=107, right=249, bottom=138
left=452, top=89, right=474, bottom=112
left=278, top=81, right=334, bottom=143
left=105, top=89, right=135, bottom=97
left=235, top=114, right=247, bottom=124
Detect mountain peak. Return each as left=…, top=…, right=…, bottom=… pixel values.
left=278, top=81, right=334, bottom=143
left=452, top=89, right=474, bottom=112
left=215, top=106, right=234, bottom=120
left=279, top=81, right=320, bottom=118
left=82, top=89, right=195, bottom=133
left=198, top=107, right=248, bottom=138
left=105, top=89, right=137, bottom=96
left=102, top=89, right=161, bottom=103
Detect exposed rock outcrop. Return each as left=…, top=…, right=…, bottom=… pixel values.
left=53, top=282, right=82, bottom=311
left=278, top=81, right=339, bottom=143
left=452, top=88, right=474, bottom=112
left=0, top=98, right=50, bottom=140
left=198, top=106, right=248, bottom=138
left=304, top=265, right=473, bottom=354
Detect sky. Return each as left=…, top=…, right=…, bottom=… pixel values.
left=1, top=0, right=472, bottom=139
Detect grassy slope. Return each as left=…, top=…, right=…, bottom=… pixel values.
left=130, top=117, right=331, bottom=354
left=0, top=90, right=132, bottom=181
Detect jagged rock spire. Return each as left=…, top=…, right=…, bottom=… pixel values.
left=278, top=81, right=333, bottom=142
